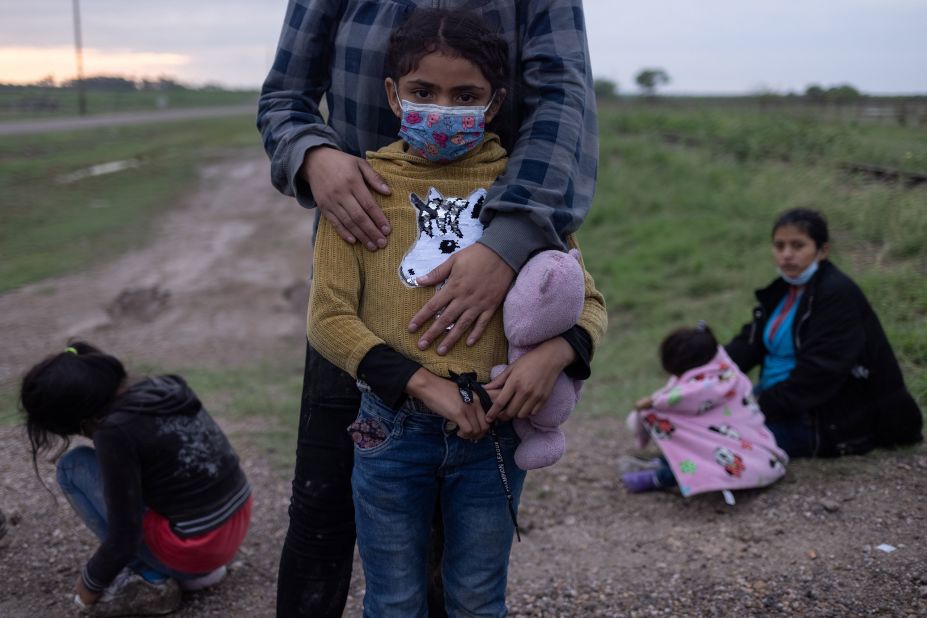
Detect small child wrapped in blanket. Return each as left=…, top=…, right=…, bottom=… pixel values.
left=623, top=323, right=788, bottom=498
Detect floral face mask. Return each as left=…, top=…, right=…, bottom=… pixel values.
left=397, top=94, right=495, bottom=163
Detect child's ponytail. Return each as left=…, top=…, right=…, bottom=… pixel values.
left=20, top=342, right=127, bottom=479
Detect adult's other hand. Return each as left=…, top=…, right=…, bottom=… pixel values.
left=302, top=146, right=392, bottom=250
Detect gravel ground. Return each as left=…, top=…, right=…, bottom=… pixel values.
left=1, top=153, right=925, bottom=617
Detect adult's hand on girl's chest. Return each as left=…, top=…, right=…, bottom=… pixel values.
left=409, top=243, right=514, bottom=355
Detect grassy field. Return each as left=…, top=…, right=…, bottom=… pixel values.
left=583, top=99, right=927, bottom=417
left=0, top=114, right=259, bottom=292
left=0, top=87, right=258, bottom=121
left=1, top=100, right=924, bottom=440
left=603, top=98, right=927, bottom=172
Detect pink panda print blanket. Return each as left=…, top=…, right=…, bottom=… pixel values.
left=629, top=347, right=788, bottom=497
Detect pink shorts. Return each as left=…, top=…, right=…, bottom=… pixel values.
left=142, top=496, right=252, bottom=574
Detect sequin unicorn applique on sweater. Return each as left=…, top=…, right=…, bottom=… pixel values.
left=399, top=186, right=486, bottom=287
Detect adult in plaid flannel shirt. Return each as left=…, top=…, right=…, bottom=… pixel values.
left=257, top=2, right=598, bottom=615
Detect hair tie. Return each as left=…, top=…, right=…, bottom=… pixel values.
left=65, top=346, right=78, bottom=355
left=695, top=320, right=707, bottom=332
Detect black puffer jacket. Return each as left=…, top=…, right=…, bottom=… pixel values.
left=726, top=260, right=922, bottom=456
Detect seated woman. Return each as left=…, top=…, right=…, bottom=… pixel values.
left=725, top=207, right=922, bottom=457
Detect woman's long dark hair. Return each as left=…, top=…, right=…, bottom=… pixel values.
left=20, top=341, right=126, bottom=479
left=773, top=208, right=829, bottom=249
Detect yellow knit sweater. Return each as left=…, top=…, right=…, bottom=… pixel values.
left=308, top=134, right=606, bottom=383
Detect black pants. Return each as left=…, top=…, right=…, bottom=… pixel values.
left=275, top=344, right=447, bottom=617
left=276, top=344, right=360, bottom=617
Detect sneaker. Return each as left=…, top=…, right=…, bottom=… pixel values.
left=616, top=455, right=664, bottom=475
left=85, top=568, right=181, bottom=617
left=620, top=470, right=661, bottom=493
left=178, top=565, right=227, bottom=592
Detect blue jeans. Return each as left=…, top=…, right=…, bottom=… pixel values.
left=653, top=457, right=678, bottom=488
left=352, top=392, right=526, bottom=618
left=56, top=445, right=203, bottom=582
left=767, top=420, right=817, bottom=458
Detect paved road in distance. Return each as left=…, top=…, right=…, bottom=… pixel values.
left=0, top=104, right=256, bottom=136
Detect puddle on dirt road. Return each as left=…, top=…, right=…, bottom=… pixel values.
left=56, top=158, right=141, bottom=184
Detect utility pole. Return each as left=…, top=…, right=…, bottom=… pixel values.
left=72, top=0, right=87, bottom=115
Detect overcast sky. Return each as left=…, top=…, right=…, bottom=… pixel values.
left=2, top=0, right=925, bottom=94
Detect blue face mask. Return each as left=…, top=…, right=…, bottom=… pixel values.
left=779, top=260, right=819, bottom=285
left=397, top=95, right=494, bottom=163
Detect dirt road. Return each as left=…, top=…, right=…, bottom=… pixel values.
left=1, top=151, right=925, bottom=617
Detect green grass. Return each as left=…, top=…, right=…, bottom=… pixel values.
left=0, top=382, right=20, bottom=426
left=0, top=114, right=260, bottom=292
left=1, top=100, right=923, bottom=464
left=598, top=99, right=927, bottom=171
left=0, top=87, right=258, bottom=121
left=581, top=103, right=927, bottom=420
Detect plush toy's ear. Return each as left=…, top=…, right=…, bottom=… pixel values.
left=502, top=249, right=585, bottom=347
left=568, top=248, right=582, bottom=263
left=539, top=268, right=555, bottom=295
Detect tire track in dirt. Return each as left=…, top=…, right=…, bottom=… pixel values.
left=0, top=152, right=313, bottom=386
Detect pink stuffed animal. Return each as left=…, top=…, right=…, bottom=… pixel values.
left=491, top=249, right=586, bottom=469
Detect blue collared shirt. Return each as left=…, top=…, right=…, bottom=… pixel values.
left=759, top=287, right=805, bottom=392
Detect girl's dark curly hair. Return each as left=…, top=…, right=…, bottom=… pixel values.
left=20, top=341, right=126, bottom=479
left=386, top=8, right=510, bottom=92
left=386, top=8, right=511, bottom=140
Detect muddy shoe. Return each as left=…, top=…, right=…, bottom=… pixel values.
left=620, top=470, right=662, bottom=493
left=85, top=569, right=181, bottom=617
left=178, top=565, right=227, bottom=592
left=616, top=455, right=663, bottom=474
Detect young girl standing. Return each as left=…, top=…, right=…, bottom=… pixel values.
left=308, top=9, right=606, bottom=616
left=20, top=342, right=251, bottom=616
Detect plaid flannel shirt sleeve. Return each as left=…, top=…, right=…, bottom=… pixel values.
left=480, top=0, right=599, bottom=271
left=256, top=0, right=344, bottom=208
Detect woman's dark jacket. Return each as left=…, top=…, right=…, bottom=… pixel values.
left=726, top=260, right=922, bottom=456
